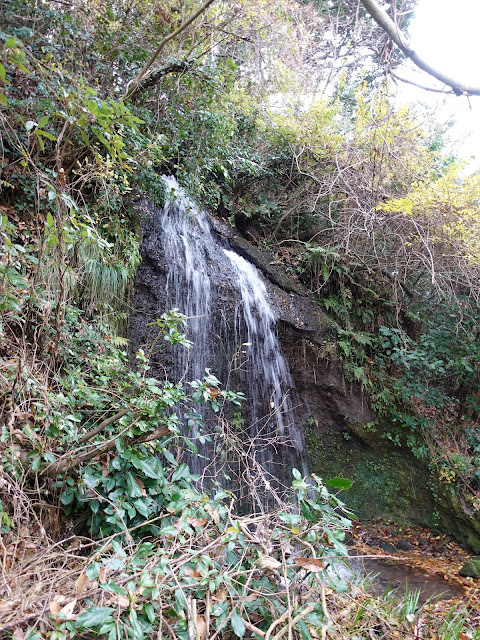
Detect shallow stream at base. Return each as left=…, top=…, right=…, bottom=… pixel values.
left=340, top=555, right=464, bottom=603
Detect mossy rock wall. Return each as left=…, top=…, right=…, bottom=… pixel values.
left=305, top=426, right=438, bottom=526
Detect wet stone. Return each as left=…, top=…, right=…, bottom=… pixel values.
left=396, top=539, right=413, bottom=551
left=380, top=541, right=399, bottom=554
left=459, top=556, right=480, bottom=578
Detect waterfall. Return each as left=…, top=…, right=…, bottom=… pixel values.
left=156, top=175, right=214, bottom=385
left=152, top=177, right=306, bottom=505
left=224, top=250, right=292, bottom=437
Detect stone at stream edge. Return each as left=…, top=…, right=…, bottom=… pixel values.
left=459, top=556, right=480, bottom=578
left=380, top=541, right=399, bottom=554
left=396, top=539, right=413, bottom=551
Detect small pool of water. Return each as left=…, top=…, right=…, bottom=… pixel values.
left=338, top=555, right=464, bottom=603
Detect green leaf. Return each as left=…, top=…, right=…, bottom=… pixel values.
left=129, top=609, right=144, bottom=639
left=300, top=501, right=314, bottom=521
left=36, top=129, right=56, bottom=141
left=292, top=478, right=308, bottom=490
left=297, top=619, right=313, bottom=640
left=101, top=579, right=127, bottom=595
left=163, top=448, right=177, bottom=465
left=174, top=588, right=187, bottom=611
left=60, top=488, right=75, bottom=505
left=325, top=574, right=349, bottom=593
left=231, top=610, right=246, bottom=638
left=80, top=129, right=90, bottom=146
left=184, top=438, right=198, bottom=453
left=108, top=557, right=125, bottom=571
left=30, top=455, right=41, bottom=473
left=278, top=513, right=303, bottom=525
left=159, top=525, right=178, bottom=536
left=131, top=455, right=164, bottom=480
left=0, top=92, right=7, bottom=104
left=59, top=192, right=78, bottom=210
left=211, top=602, right=228, bottom=618
left=5, top=267, right=28, bottom=288
left=0, top=63, right=5, bottom=81
left=0, top=295, right=21, bottom=312
left=326, top=477, right=353, bottom=490
left=75, top=607, right=115, bottom=629
left=171, top=463, right=190, bottom=482
left=98, top=621, right=116, bottom=634
left=87, top=99, right=99, bottom=114
left=321, top=263, right=330, bottom=282
left=305, top=608, right=324, bottom=626
left=132, top=497, right=150, bottom=518
left=86, top=561, right=100, bottom=580
left=126, top=473, right=143, bottom=498
left=144, top=603, right=155, bottom=624
left=38, top=115, right=49, bottom=128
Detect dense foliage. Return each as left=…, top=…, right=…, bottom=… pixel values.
left=1, top=0, right=480, bottom=637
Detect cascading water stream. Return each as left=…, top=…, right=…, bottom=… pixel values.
left=157, top=176, right=213, bottom=383
left=155, top=177, right=306, bottom=502
left=224, top=251, right=306, bottom=474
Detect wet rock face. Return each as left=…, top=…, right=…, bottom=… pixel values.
left=278, top=322, right=373, bottom=429
left=129, top=187, right=309, bottom=505
left=232, top=241, right=480, bottom=550
left=230, top=236, right=308, bottom=296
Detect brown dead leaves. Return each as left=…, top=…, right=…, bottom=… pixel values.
left=49, top=596, right=77, bottom=622
left=74, top=572, right=91, bottom=595
left=294, top=557, right=325, bottom=572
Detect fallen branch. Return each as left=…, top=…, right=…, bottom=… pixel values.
left=77, top=409, right=130, bottom=445
left=41, top=424, right=170, bottom=477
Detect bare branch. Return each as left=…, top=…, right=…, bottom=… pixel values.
left=391, top=71, right=456, bottom=94
left=41, top=424, right=170, bottom=476
left=360, top=0, right=480, bottom=96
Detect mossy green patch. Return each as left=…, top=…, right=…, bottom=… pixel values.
left=305, top=423, right=437, bottom=527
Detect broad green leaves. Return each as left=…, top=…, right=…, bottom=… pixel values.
left=231, top=610, right=246, bottom=638
left=326, top=477, right=353, bottom=490
left=76, top=607, right=115, bottom=629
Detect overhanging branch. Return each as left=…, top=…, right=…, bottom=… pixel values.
left=360, top=0, right=480, bottom=96
left=138, top=60, right=192, bottom=92
left=391, top=71, right=456, bottom=94
left=124, top=0, right=216, bottom=100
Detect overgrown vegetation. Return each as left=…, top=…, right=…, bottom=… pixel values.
left=1, top=0, right=480, bottom=637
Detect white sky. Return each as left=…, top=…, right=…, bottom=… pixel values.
left=395, top=0, right=480, bottom=169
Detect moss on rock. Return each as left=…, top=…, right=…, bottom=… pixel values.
left=459, top=556, right=480, bottom=578
left=305, top=424, right=437, bottom=526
